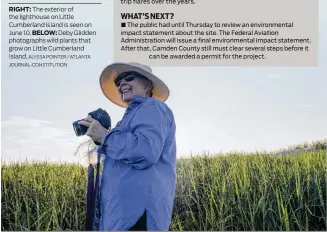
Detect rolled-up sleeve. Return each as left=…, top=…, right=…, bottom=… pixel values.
left=97, top=102, right=170, bottom=169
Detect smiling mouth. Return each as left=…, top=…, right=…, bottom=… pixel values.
left=122, top=89, right=131, bottom=94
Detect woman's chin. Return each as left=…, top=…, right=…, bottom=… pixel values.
left=122, top=93, right=133, bottom=103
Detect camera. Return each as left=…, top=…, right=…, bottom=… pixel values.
left=73, top=108, right=111, bottom=137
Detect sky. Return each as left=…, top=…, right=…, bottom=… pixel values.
left=1, top=0, right=326, bottom=164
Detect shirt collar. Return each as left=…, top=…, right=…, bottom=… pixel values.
left=127, top=95, right=148, bottom=110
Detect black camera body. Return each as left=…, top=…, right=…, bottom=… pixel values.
left=73, top=108, right=111, bottom=137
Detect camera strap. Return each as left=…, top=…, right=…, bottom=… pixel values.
left=92, top=152, right=102, bottom=231
left=85, top=149, right=102, bottom=231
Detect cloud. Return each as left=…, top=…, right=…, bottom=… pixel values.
left=2, top=117, right=53, bottom=127
left=1, top=117, right=86, bottom=163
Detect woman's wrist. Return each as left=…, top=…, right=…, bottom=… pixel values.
left=100, top=130, right=110, bottom=144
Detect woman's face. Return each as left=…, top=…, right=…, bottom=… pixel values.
left=118, top=77, right=151, bottom=105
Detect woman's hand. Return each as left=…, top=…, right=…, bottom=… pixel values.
left=78, top=116, right=108, bottom=144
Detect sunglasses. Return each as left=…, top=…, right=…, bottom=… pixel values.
left=114, top=71, right=149, bottom=87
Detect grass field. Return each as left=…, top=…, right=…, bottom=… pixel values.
left=1, top=142, right=326, bottom=231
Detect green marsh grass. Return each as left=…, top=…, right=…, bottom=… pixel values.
left=1, top=149, right=326, bottom=231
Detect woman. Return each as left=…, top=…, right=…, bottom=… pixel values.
left=79, top=62, right=177, bottom=231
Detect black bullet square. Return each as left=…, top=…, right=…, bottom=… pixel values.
left=121, top=22, right=126, bottom=27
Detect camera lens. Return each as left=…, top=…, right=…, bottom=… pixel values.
left=73, top=124, right=80, bottom=136
left=73, top=120, right=87, bottom=136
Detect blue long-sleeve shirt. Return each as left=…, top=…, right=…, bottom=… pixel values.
left=97, top=95, right=177, bottom=231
